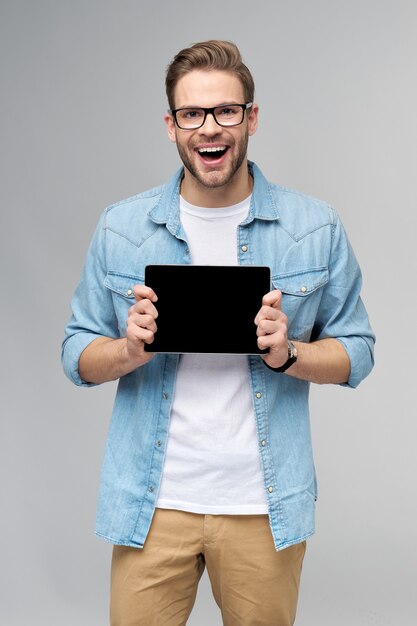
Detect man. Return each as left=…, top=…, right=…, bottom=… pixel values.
left=62, top=40, right=375, bottom=626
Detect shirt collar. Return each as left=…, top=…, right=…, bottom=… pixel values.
left=148, top=160, right=280, bottom=234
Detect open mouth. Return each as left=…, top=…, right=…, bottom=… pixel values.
left=196, top=146, right=229, bottom=162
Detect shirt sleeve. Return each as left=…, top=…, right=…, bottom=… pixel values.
left=61, top=210, right=119, bottom=387
left=312, top=210, right=375, bottom=388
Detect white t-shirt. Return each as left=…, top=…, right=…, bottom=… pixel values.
left=156, top=195, right=268, bottom=515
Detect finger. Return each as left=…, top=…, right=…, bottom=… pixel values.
left=254, top=305, right=280, bottom=326
left=257, top=328, right=287, bottom=351
left=134, top=284, right=158, bottom=303
left=141, top=329, right=157, bottom=345
left=131, top=312, right=158, bottom=332
left=256, top=318, right=281, bottom=337
left=130, top=298, right=159, bottom=320
left=262, top=289, right=282, bottom=309
left=127, top=316, right=157, bottom=344
left=127, top=323, right=156, bottom=345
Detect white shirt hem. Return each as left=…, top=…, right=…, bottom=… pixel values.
left=156, top=499, right=269, bottom=516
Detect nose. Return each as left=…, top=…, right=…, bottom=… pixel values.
left=200, top=111, right=220, bottom=135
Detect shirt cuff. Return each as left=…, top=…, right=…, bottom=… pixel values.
left=61, top=332, right=101, bottom=387
left=336, top=336, right=375, bottom=389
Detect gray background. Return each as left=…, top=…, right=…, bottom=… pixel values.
left=1, top=0, right=416, bottom=624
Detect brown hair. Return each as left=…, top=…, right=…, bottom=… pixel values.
left=165, top=40, right=255, bottom=109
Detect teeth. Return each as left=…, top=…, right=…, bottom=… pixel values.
left=198, top=146, right=226, bottom=153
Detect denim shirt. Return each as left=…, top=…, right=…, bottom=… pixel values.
left=62, top=162, right=375, bottom=550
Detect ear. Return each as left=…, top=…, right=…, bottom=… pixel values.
left=164, top=113, right=177, bottom=143
left=247, top=103, right=259, bottom=137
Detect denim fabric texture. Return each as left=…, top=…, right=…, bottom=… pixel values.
left=62, top=162, right=375, bottom=550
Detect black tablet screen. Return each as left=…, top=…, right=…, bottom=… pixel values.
left=144, top=265, right=270, bottom=354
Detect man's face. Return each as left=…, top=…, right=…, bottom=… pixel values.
left=165, top=70, right=258, bottom=191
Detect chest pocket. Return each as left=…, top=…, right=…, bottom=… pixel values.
left=104, top=271, right=143, bottom=335
left=272, top=267, right=329, bottom=341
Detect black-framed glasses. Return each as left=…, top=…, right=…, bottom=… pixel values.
left=169, top=103, right=253, bottom=130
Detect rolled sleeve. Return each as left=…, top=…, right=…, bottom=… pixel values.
left=61, top=210, right=119, bottom=387
left=61, top=332, right=101, bottom=387
left=337, top=335, right=375, bottom=389
left=313, top=211, right=375, bottom=388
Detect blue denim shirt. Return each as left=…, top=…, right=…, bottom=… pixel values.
left=62, top=162, right=375, bottom=550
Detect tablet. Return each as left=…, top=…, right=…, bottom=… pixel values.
left=144, top=264, right=270, bottom=354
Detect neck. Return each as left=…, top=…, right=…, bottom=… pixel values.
left=180, top=160, right=253, bottom=208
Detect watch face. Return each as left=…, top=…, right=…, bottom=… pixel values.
left=288, top=341, right=297, bottom=360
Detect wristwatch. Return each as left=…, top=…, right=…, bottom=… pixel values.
left=263, top=340, right=298, bottom=373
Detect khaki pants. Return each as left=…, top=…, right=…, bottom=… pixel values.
left=110, top=508, right=306, bottom=626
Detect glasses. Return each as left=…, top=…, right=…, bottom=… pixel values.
left=169, top=103, right=253, bottom=130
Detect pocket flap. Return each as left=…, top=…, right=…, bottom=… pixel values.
left=104, top=271, right=143, bottom=298
left=272, top=267, right=329, bottom=296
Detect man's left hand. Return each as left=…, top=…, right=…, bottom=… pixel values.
left=255, top=290, right=289, bottom=368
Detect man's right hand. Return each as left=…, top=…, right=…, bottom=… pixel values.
left=125, top=284, right=159, bottom=361
left=78, top=284, right=159, bottom=384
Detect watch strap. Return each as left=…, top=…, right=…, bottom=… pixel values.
left=263, top=341, right=298, bottom=373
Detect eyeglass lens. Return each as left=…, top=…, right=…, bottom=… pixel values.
left=175, top=105, right=245, bottom=129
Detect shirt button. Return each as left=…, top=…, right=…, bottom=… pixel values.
left=268, top=486, right=273, bottom=493
left=127, top=289, right=133, bottom=296
left=255, top=392, right=262, bottom=399
left=261, top=439, right=267, bottom=446
left=300, top=286, right=307, bottom=293
left=241, top=245, right=248, bottom=252
left=163, top=393, right=169, bottom=400
left=156, top=440, right=162, bottom=447
left=149, top=485, right=154, bottom=493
